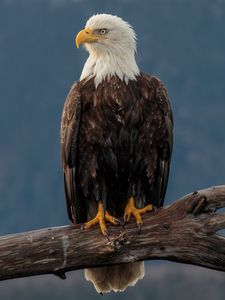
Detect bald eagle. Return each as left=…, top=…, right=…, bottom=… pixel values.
left=61, top=14, right=173, bottom=293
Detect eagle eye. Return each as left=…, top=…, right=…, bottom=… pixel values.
left=99, top=28, right=108, bottom=35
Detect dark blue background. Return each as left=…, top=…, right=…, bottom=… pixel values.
left=0, top=0, right=225, bottom=299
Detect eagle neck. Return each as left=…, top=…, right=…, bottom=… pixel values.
left=80, top=46, right=140, bottom=88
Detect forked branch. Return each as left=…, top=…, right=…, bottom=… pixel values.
left=1, top=185, right=225, bottom=281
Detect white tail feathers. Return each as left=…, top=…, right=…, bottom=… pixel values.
left=84, top=261, right=145, bottom=293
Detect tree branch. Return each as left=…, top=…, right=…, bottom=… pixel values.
left=1, top=185, right=225, bottom=281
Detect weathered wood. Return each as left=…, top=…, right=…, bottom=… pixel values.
left=1, top=185, right=225, bottom=281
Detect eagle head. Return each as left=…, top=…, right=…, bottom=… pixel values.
left=75, top=14, right=140, bottom=87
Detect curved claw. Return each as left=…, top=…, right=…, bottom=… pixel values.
left=123, top=213, right=131, bottom=225
left=102, top=228, right=108, bottom=237
left=137, top=222, right=142, bottom=234
left=105, top=211, right=121, bottom=226
left=105, top=231, right=110, bottom=241
left=114, top=217, right=123, bottom=226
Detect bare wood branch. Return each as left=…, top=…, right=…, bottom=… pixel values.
left=1, top=185, right=225, bottom=281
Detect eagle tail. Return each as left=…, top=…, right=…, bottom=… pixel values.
left=84, top=261, right=145, bottom=293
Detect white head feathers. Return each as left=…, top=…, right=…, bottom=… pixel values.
left=79, top=14, right=140, bottom=87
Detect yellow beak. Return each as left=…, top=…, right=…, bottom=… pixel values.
left=76, top=28, right=100, bottom=48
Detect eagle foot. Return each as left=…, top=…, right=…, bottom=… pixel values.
left=124, top=197, right=153, bottom=226
left=82, top=202, right=120, bottom=236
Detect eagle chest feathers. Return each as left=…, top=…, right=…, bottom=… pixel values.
left=64, top=75, right=172, bottom=217
left=80, top=77, right=141, bottom=151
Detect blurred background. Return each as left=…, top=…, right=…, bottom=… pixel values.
left=0, top=0, right=225, bottom=299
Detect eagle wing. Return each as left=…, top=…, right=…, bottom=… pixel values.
left=141, top=74, right=173, bottom=208
left=61, top=82, right=86, bottom=223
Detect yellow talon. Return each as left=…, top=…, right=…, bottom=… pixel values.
left=83, top=202, right=118, bottom=235
left=124, top=197, right=153, bottom=225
